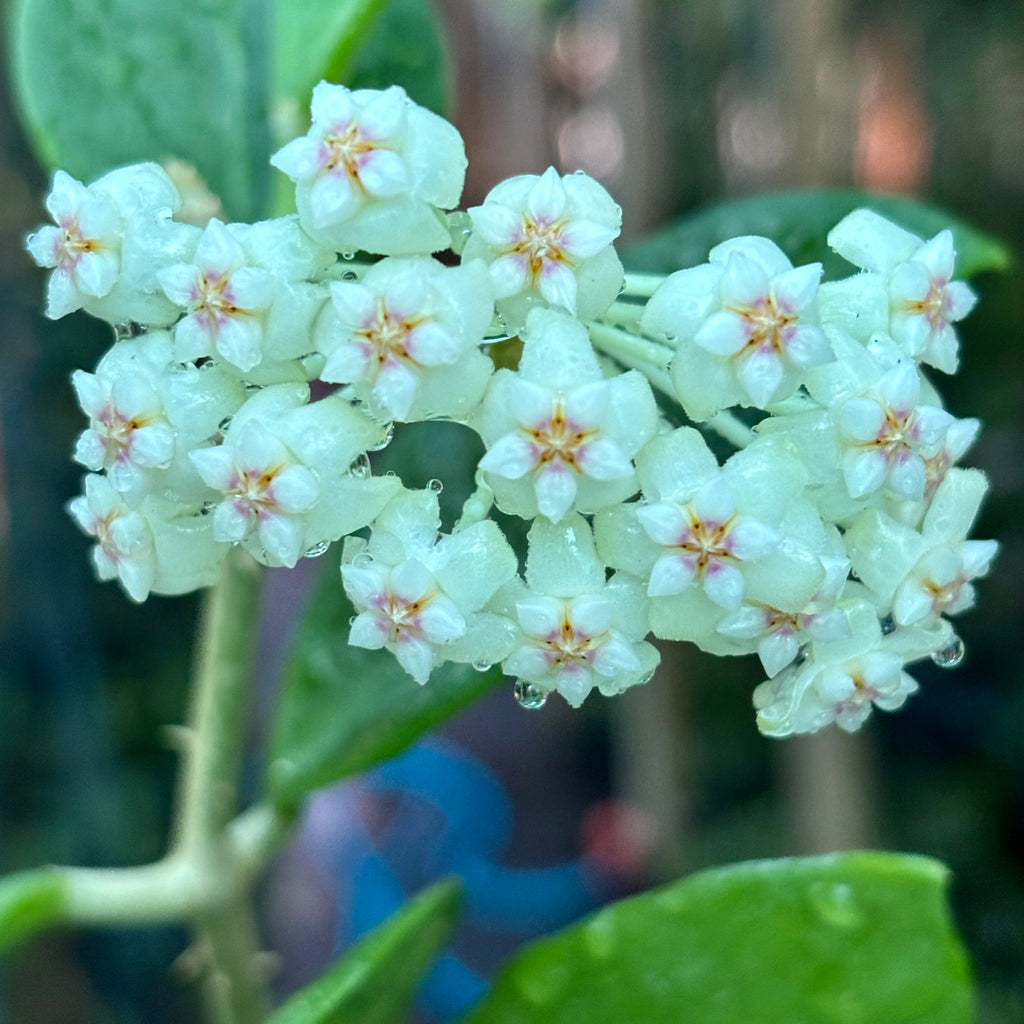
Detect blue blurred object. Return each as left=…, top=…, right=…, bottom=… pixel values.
left=309, top=738, right=620, bottom=1022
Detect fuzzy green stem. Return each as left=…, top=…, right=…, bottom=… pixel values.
left=172, top=548, right=270, bottom=1024
left=706, top=410, right=755, bottom=449
left=174, top=550, right=262, bottom=856
left=600, top=299, right=646, bottom=331
left=587, top=320, right=675, bottom=394
left=622, top=271, right=668, bottom=299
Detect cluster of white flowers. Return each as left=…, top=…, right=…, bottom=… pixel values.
left=29, top=81, right=997, bottom=735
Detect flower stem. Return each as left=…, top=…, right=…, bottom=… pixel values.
left=622, top=271, right=667, bottom=299
left=587, top=321, right=674, bottom=394
left=171, top=547, right=271, bottom=1024
left=706, top=410, right=755, bottom=449
left=174, top=548, right=262, bottom=857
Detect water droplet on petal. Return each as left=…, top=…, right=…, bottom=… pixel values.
left=341, top=270, right=358, bottom=281
left=218, top=415, right=233, bottom=434
left=351, top=552, right=374, bottom=569
left=426, top=478, right=443, bottom=493
left=369, top=422, right=394, bottom=452
left=514, top=679, right=548, bottom=709
left=880, top=613, right=896, bottom=635
left=114, top=321, right=143, bottom=342
left=473, top=660, right=493, bottom=672
left=932, top=634, right=965, bottom=669
left=348, top=452, right=371, bottom=478
left=303, top=539, right=330, bottom=558
left=348, top=615, right=357, bottom=626
left=341, top=251, right=356, bottom=261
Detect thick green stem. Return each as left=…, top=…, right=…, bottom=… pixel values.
left=172, top=548, right=271, bottom=1024
left=174, top=549, right=262, bottom=857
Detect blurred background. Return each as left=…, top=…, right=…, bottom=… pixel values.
left=0, top=0, right=1022, bottom=1021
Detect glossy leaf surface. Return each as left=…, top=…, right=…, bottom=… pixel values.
left=460, top=852, right=973, bottom=1024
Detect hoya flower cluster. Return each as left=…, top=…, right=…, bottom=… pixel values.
left=29, top=81, right=997, bottom=736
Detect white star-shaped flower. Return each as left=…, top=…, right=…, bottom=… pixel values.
left=341, top=488, right=518, bottom=683
left=72, top=368, right=175, bottom=496
left=318, top=257, right=494, bottom=421
left=26, top=170, right=123, bottom=319
left=475, top=308, right=656, bottom=522
left=827, top=210, right=977, bottom=373
left=463, top=167, right=623, bottom=331
left=344, top=557, right=468, bottom=684
left=191, top=418, right=320, bottom=567
left=838, top=359, right=954, bottom=502
left=158, top=218, right=275, bottom=371
left=271, top=82, right=466, bottom=255
left=188, top=384, right=400, bottom=568
left=641, top=236, right=831, bottom=419
left=495, top=517, right=658, bottom=708
left=68, top=474, right=156, bottom=602
left=753, top=601, right=921, bottom=736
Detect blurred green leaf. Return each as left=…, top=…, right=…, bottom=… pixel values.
left=10, top=0, right=270, bottom=221
left=272, top=0, right=388, bottom=105
left=343, top=0, right=453, bottom=116
left=460, top=852, right=973, bottom=1024
left=625, top=191, right=1011, bottom=280
left=268, top=878, right=462, bottom=1024
left=268, top=560, right=502, bottom=809
left=0, top=868, right=68, bottom=955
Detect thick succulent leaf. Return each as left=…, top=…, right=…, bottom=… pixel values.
left=268, top=878, right=462, bottom=1024
left=268, top=561, right=502, bottom=809
left=460, top=852, right=973, bottom=1024
left=272, top=0, right=388, bottom=105
left=343, top=0, right=453, bottom=116
left=0, top=868, right=68, bottom=955
left=10, top=0, right=270, bottom=221
left=625, top=191, right=1010, bottom=280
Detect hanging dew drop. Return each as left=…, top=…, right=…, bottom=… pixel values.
left=426, top=478, right=443, bottom=493
left=369, top=423, right=394, bottom=451
left=349, top=452, right=371, bottom=478
left=341, top=251, right=356, bottom=261
left=932, top=635, right=966, bottom=669
left=303, top=539, right=330, bottom=559
left=113, top=321, right=142, bottom=342
left=473, top=660, right=493, bottom=673
left=513, top=679, right=548, bottom=710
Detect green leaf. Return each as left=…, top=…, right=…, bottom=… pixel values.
left=343, top=0, right=453, bottom=116
left=268, top=561, right=503, bottom=809
left=625, top=190, right=1011, bottom=281
left=272, top=0, right=388, bottom=105
left=0, top=868, right=68, bottom=955
left=10, top=0, right=270, bottom=221
left=268, top=878, right=462, bottom=1024
left=460, top=852, right=973, bottom=1024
